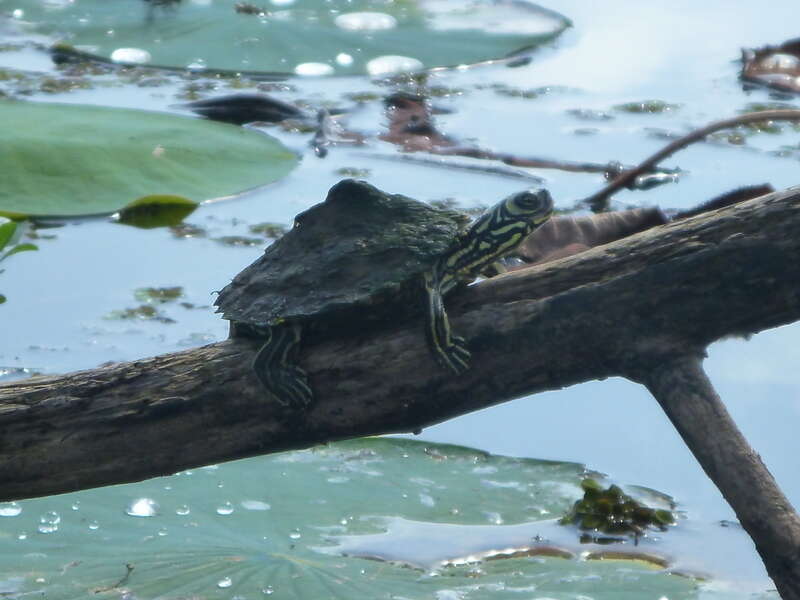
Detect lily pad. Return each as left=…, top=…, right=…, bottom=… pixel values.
left=0, top=100, right=297, bottom=218
left=13, top=0, right=570, bottom=76
left=0, top=438, right=696, bottom=599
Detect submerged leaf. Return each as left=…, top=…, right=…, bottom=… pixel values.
left=116, top=194, right=198, bottom=229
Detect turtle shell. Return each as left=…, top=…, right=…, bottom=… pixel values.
left=215, top=179, right=469, bottom=329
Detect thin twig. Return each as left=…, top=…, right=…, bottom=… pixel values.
left=359, top=153, right=546, bottom=182
left=431, top=146, right=614, bottom=173
left=582, top=110, right=800, bottom=212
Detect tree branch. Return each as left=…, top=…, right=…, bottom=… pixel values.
left=3, top=185, right=800, bottom=595
left=0, top=184, right=797, bottom=500
left=582, top=110, right=800, bottom=211
left=636, top=354, right=800, bottom=600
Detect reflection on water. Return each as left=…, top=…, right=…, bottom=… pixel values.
left=319, top=514, right=773, bottom=593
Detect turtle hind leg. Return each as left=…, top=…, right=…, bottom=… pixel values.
left=423, top=271, right=471, bottom=374
left=252, top=323, right=313, bottom=407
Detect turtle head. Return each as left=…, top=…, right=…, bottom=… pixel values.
left=502, top=188, right=553, bottom=226
left=436, top=188, right=554, bottom=288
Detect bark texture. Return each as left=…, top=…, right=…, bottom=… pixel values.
left=639, top=354, right=800, bottom=600
left=2, top=185, right=800, bottom=594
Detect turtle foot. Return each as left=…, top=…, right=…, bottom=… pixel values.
left=435, top=335, right=471, bottom=375
left=254, top=363, right=313, bottom=407
left=251, top=325, right=312, bottom=408
left=273, top=366, right=313, bottom=407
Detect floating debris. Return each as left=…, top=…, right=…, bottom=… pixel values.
left=559, top=479, right=675, bottom=544
left=741, top=37, right=800, bottom=95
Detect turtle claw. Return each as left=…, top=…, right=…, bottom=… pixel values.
left=252, top=325, right=313, bottom=408
left=437, top=335, right=471, bottom=375
left=275, top=368, right=313, bottom=407
left=258, top=366, right=312, bottom=407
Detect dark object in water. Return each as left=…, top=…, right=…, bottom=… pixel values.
left=143, top=0, right=183, bottom=23
left=380, top=92, right=454, bottom=151
left=182, top=93, right=307, bottom=125
left=235, top=2, right=263, bottom=15
left=604, top=161, right=680, bottom=191
left=560, top=479, right=675, bottom=544
left=741, top=38, right=800, bottom=95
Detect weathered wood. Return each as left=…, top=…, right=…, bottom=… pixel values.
left=1, top=185, right=800, bottom=595
left=638, top=354, right=800, bottom=600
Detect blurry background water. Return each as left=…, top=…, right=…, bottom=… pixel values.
left=1, top=0, right=799, bottom=593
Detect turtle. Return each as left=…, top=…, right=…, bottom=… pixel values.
left=215, top=179, right=553, bottom=407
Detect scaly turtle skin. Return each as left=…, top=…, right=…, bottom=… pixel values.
left=215, top=179, right=552, bottom=407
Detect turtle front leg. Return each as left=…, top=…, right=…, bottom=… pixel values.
left=423, top=270, right=471, bottom=374
left=252, top=323, right=313, bottom=407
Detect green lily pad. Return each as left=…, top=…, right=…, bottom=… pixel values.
left=13, top=0, right=570, bottom=76
left=0, top=100, right=298, bottom=218
left=0, top=438, right=696, bottom=599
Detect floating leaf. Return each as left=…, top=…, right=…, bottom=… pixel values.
left=248, top=222, right=288, bottom=238
left=560, top=478, right=676, bottom=541
left=105, top=305, right=175, bottom=323
left=613, top=100, right=682, bottom=114
left=0, top=218, right=16, bottom=252
left=0, top=100, right=298, bottom=218
left=18, top=0, right=570, bottom=76
left=116, top=194, right=198, bottom=229
left=1, top=243, right=37, bottom=260
left=133, top=286, right=184, bottom=304
left=183, top=93, right=308, bottom=125
left=0, top=438, right=696, bottom=599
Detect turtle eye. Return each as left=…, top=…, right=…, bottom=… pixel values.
left=514, top=189, right=552, bottom=213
